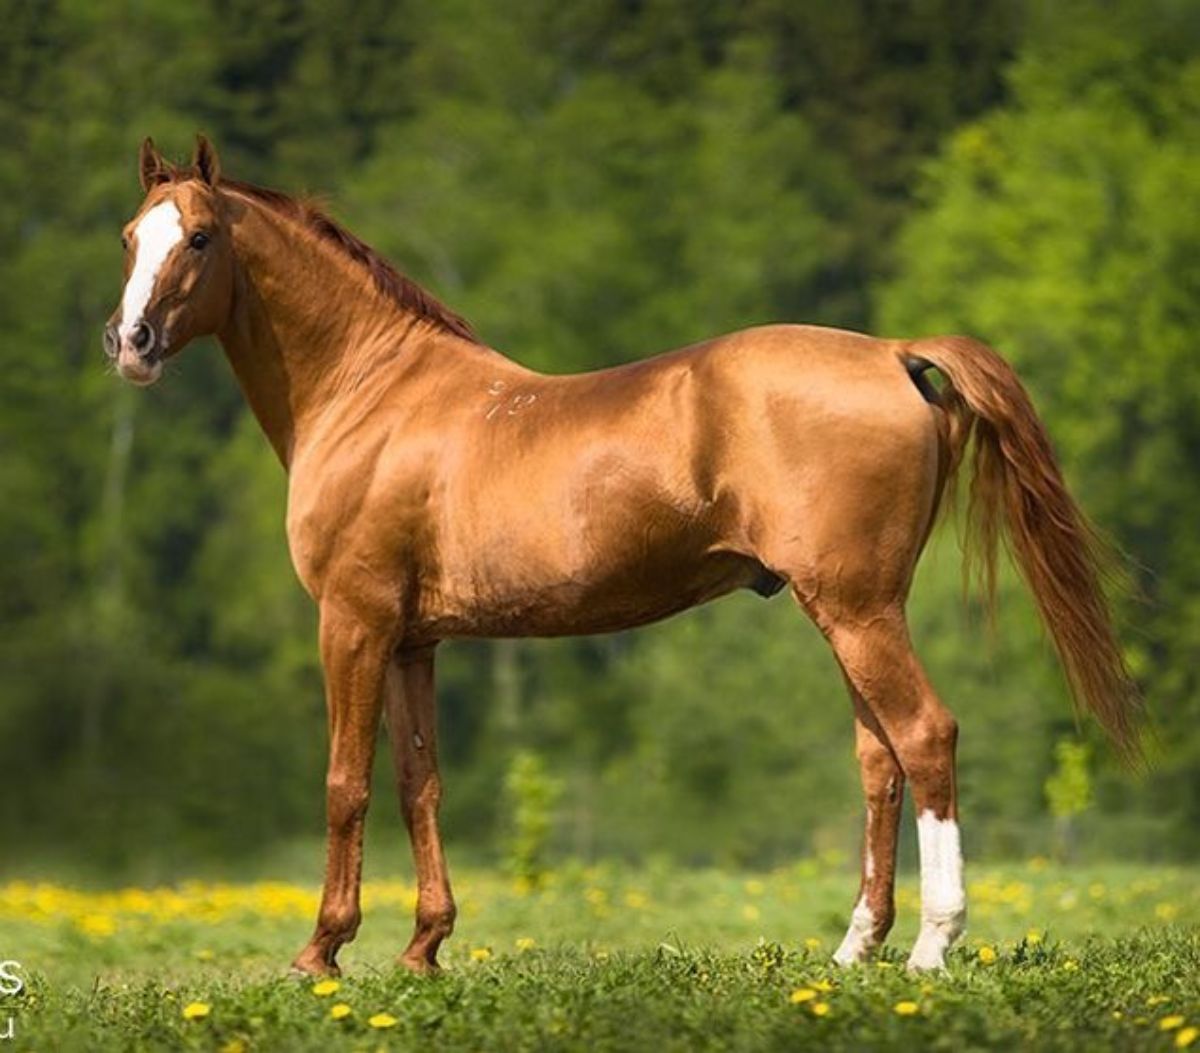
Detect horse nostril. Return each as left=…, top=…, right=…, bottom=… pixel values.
left=103, top=324, right=119, bottom=359
left=130, top=321, right=154, bottom=354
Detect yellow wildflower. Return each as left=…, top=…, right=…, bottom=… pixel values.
left=804, top=937, right=822, bottom=950
left=1177, top=1027, right=1198, bottom=1048
left=182, top=1001, right=211, bottom=1021
left=470, top=947, right=492, bottom=962
left=789, top=988, right=817, bottom=1004
left=311, top=979, right=340, bottom=997
left=810, top=1002, right=831, bottom=1017
left=1062, top=959, right=1079, bottom=972
left=78, top=913, right=117, bottom=937
left=218, top=1041, right=246, bottom=1053
left=1161, top=1017, right=1186, bottom=1032
left=329, top=1003, right=352, bottom=1021
left=894, top=1001, right=920, bottom=1016
left=368, top=1013, right=398, bottom=1029
left=1025, top=930, right=1042, bottom=945
left=977, top=946, right=997, bottom=965
left=516, top=937, right=536, bottom=952
left=742, top=904, right=760, bottom=921
left=812, top=979, right=834, bottom=992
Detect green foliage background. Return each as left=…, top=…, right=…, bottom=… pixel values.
left=0, top=0, right=1196, bottom=877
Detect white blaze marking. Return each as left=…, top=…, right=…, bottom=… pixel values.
left=119, top=202, right=183, bottom=339
left=908, top=810, right=966, bottom=970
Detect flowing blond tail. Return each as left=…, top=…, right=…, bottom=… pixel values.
left=905, top=336, right=1143, bottom=765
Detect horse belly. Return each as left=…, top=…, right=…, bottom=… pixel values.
left=422, top=514, right=763, bottom=640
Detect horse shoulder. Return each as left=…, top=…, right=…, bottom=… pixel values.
left=283, top=414, right=437, bottom=607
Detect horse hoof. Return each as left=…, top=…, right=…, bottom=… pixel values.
left=290, top=950, right=341, bottom=978
left=397, top=953, right=442, bottom=977
left=904, top=952, right=947, bottom=973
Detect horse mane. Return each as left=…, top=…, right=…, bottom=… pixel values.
left=164, top=166, right=479, bottom=342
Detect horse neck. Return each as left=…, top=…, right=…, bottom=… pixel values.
left=216, top=198, right=436, bottom=466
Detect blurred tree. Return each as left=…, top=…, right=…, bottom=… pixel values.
left=1045, top=740, right=1093, bottom=863
left=503, top=750, right=563, bottom=889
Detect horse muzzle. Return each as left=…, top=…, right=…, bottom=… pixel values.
left=105, top=320, right=163, bottom=386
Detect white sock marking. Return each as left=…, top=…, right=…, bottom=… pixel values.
left=119, top=202, right=182, bottom=340
left=908, top=810, right=966, bottom=970
left=833, top=896, right=876, bottom=965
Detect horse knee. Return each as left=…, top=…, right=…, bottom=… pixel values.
left=326, top=774, right=370, bottom=832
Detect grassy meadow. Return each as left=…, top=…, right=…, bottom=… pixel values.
left=2, top=858, right=1198, bottom=1051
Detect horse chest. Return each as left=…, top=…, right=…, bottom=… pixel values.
left=284, top=450, right=432, bottom=603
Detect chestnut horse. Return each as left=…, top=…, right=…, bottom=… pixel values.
left=105, top=136, right=1139, bottom=976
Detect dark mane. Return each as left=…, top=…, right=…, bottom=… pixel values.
left=167, top=167, right=479, bottom=342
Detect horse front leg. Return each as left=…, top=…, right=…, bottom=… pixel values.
left=291, top=604, right=391, bottom=976
left=833, top=689, right=904, bottom=965
left=385, top=648, right=456, bottom=973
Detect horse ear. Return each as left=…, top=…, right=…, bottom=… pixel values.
left=192, top=134, right=221, bottom=186
left=138, top=136, right=170, bottom=191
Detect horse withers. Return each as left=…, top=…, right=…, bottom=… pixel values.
left=105, top=135, right=1140, bottom=976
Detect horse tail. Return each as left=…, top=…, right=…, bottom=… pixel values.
left=903, top=336, right=1142, bottom=764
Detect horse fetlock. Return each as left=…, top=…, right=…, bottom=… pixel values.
left=832, top=897, right=878, bottom=966
left=416, top=899, right=457, bottom=940
left=318, top=903, right=362, bottom=944
left=906, top=902, right=967, bottom=971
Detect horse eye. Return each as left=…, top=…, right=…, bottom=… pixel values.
left=189, top=231, right=211, bottom=250
left=121, top=235, right=130, bottom=251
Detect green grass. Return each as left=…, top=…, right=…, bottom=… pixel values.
left=2, top=862, right=1198, bottom=1050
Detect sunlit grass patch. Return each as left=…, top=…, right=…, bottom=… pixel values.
left=1, top=863, right=1197, bottom=1050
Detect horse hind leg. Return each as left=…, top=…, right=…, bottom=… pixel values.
left=832, top=684, right=905, bottom=965
left=823, top=607, right=966, bottom=971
